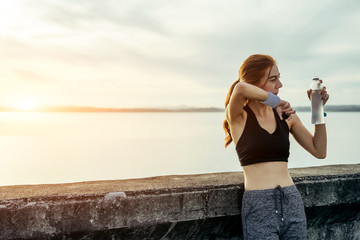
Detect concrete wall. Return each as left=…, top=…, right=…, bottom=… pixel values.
left=0, top=164, right=359, bottom=240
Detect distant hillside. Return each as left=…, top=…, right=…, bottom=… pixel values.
left=0, top=105, right=359, bottom=112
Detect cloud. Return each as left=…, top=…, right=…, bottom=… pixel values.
left=1, top=0, right=360, bottom=107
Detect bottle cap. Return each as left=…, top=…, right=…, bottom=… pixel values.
left=310, top=77, right=322, bottom=90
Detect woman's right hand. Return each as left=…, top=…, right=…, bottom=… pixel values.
left=276, top=99, right=296, bottom=120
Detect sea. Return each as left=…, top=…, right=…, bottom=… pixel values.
left=0, top=111, right=359, bottom=186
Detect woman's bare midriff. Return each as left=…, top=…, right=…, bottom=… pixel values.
left=242, top=161, right=294, bottom=190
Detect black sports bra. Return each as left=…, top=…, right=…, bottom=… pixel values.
left=235, top=105, right=290, bottom=166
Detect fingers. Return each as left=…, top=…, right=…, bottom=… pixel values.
left=277, top=100, right=296, bottom=120
left=307, top=89, right=311, bottom=100
left=320, top=86, right=326, bottom=94
left=284, top=108, right=296, bottom=114
left=320, top=86, right=329, bottom=105
left=283, top=109, right=296, bottom=120
left=282, top=101, right=290, bottom=109
left=281, top=109, right=296, bottom=121
left=280, top=100, right=292, bottom=112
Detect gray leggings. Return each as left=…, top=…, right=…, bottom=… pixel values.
left=241, top=185, right=307, bottom=240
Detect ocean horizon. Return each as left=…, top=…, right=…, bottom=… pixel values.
left=0, top=104, right=360, bottom=113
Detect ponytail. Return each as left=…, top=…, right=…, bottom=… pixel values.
left=223, top=79, right=240, bottom=148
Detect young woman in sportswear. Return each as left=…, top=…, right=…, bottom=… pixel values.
left=223, top=54, right=329, bottom=239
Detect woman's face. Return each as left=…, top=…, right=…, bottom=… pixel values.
left=259, top=64, right=283, bottom=95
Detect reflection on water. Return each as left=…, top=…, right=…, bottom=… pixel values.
left=0, top=112, right=359, bottom=186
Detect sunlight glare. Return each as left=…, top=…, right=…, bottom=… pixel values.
left=0, top=2, right=23, bottom=35
left=15, top=99, right=38, bottom=111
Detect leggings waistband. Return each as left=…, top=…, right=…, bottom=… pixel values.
left=243, top=184, right=297, bottom=196
left=243, top=185, right=298, bottom=222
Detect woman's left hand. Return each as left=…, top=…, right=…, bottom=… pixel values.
left=307, top=81, right=330, bottom=105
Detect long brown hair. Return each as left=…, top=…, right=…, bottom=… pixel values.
left=223, top=54, right=277, bottom=148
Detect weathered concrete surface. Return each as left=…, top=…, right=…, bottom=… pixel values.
left=0, top=164, right=359, bottom=240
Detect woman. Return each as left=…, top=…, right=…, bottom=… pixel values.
left=223, top=54, right=329, bottom=239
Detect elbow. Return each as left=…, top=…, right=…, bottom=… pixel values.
left=312, top=143, right=327, bottom=159
left=234, top=82, right=246, bottom=95
left=314, top=151, right=327, bottom=159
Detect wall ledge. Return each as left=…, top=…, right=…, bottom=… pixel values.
left=0, top=164, right=359, bottom=240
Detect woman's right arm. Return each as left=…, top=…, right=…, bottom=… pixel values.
left=226, top=82, right=295, bottom=122
left=226, top=82, right=270, bottom=122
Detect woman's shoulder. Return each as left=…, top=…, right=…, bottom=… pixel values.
left=285, top=113, right=302, bottom=132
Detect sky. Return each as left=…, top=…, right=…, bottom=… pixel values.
left=0, top=0, right=359, bottom=109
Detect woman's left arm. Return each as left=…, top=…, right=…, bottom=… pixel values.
left=287, top=85, right=329, bottom=159
left=288, top=115, right=327, bottom=159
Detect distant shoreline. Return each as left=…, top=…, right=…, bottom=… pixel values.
left=0, top=105, right=359, bottom=112
left=295, top=105, right=360, bottom=112
left=0, top=106, right=223, bottom=113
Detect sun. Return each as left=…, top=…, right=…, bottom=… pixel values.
left=14, top=99, right=38, bottom=111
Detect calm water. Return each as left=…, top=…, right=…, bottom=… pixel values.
left=0, top=112, right=359, bottom=186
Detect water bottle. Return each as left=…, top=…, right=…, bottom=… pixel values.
left=310, top=77, right=325, bottom=124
